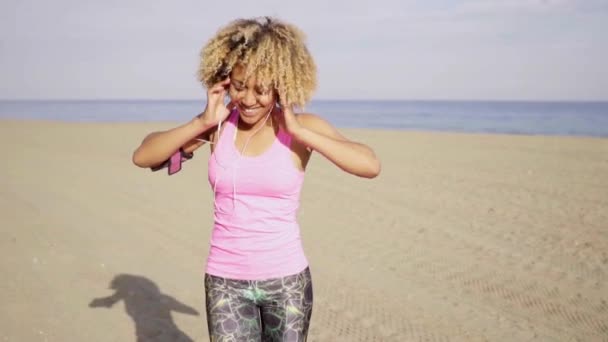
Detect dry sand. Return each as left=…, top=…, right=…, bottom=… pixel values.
left=1, top=120, right=607, bottom=341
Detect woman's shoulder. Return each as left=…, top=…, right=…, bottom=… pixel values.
left=295, top=112, right=346, bottom=141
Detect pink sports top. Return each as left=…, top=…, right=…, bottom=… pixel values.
left=206, top=109, right=309, bottom=280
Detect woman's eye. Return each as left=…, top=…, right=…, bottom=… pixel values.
left=256, top=88, right=270, bottom=95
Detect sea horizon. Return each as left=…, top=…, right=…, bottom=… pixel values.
left=1, top=99, right=607, bottom=138
left=2, top=98, right=607, bottom=104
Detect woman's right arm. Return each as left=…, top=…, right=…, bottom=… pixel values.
left=132, top=77, right=233, bottom=169
left=131, top=118, right=214, bottom=168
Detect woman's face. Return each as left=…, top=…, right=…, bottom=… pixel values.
left=228, top=64, right=277, bottom=126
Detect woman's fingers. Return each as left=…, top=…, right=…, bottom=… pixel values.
left=210, top=77, right=231, bottom=93
left=216, top=77, right=231, bottom=91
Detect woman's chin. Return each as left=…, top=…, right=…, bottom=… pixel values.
left=239, top=112, right=264, bottom=125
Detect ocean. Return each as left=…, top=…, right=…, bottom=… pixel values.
left=1, top=100, right=607, bottom=137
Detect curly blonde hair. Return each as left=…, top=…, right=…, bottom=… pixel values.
left=197, top=17, right=317, bottom=109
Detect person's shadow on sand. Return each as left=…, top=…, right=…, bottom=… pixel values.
left=89, top=274, right=199, bottom=342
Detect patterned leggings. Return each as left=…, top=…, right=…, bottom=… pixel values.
left=204, top=267, right=313, bottom=342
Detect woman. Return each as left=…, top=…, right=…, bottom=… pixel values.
left=132, top=16, right=380, bottom=341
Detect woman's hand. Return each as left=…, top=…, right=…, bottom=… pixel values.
left=194, top=77, right=235, bottom=129
left=276, top=103, right=305, bottom=138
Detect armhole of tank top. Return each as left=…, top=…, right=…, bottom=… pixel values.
left=210, top=109, right=237, bottom=155
left=278, top=127, right=308, bottom=173
left=208, top=126, right=218, bottom=154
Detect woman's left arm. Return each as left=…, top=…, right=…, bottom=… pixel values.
left=282, top=107, right=381, bottom=178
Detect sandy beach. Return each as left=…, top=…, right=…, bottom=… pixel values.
left=1, top=119, right=607, bottom=341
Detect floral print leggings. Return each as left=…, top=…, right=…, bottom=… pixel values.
left=204, top=267, right=313, bottom=341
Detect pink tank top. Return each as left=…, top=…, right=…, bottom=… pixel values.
left=206, top=110, right=309, bottom=280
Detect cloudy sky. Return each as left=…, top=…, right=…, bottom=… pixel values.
left=1, top=0, right=606, bottom=101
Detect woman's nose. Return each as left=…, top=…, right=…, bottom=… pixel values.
left=241, top=89, right=257, bottom=106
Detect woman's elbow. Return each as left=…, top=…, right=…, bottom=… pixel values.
left=132, top=148, right=150, bottom=168
left=358, top=158, right=381, bottom=179
left=367, top=158, right=382, bottom=178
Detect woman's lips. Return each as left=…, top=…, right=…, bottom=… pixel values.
left=239, top=105, right=262, bottom=117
